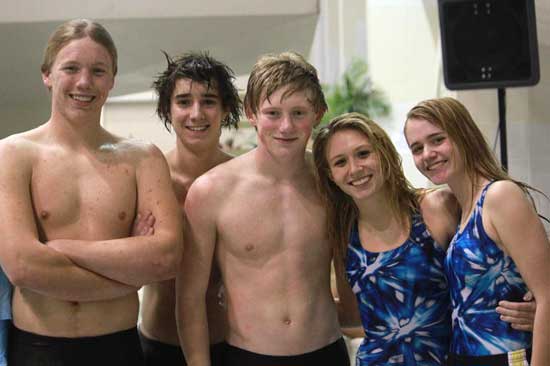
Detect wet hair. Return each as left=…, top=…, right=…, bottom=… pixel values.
left=152, top=51, right=242, bottom=132
left=313, top=112, right=419, bottom=270
left=41, top=19, right=118, bottom=75
left=405, top=97, right=546, bottom=214
left=243, top=51, right=327, bottom=118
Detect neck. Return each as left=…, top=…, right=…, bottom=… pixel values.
left=447, top=173, right=489, bottom=222
left=356, top=193, right=409, bottom=250
left=46, top=112, right=105, bottom=150
left=356, top=192, right=401, bottom=232
left=170, top=139, right=228, bottom=179
left=253, top=144, right=309, bottom=181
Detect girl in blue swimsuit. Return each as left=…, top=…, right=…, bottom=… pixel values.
left=405, top=97, right=550, bottom=366
left=314, top=113, right=460, bottom=365
left=313, top=112, right=537, bottom=366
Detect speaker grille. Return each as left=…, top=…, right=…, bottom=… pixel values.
left=439, top=0, right=539, bottom=90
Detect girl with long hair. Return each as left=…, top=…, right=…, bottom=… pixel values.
left=405, top=97, right=550, bottom=366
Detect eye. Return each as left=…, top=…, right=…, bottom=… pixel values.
left=332, top=158, right=346, bottom=167
left=265, top=110, right=280, bottom=118
left=432, top=135, right=446, bottom=145
left=63, top=65, right=78, bottom=73
left=410, top=145, right=423, bottom=155
left=357, top=149, right=370, bottom=159
left=92, top=68, right=107, bottom=76
left=203, top=98, right=218, bottom=106
left=292, top=110, right=306, bottom=118
left=176, top=99, right=191, bottom=107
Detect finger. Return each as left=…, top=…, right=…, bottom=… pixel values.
left=499, top=315, right=531, bottom=325
left=523, top=291, right=534, bottom=301
left=495, top=306, right=534, bottom=319
left=511, top=323, right=533, bottom=332
left=497, top=300, right=536, bottom=312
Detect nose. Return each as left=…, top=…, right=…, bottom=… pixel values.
left=349, top=157, right=362, bottom=176
left=76, top=69, right=92, bottom=89
left=422, top=145, right=436, bottom=160
left=279, top=115, right=294, bottom=134
left=190, top=101, right=202, bottom=120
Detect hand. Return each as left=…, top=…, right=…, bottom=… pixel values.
left=131, top=211, right=155, bottom=236
left=496, top=292, right=536, bottom=331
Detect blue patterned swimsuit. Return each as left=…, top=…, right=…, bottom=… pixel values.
left=346, top=214, right=451, bottom=366
left=446, top=182, right=531, bottom=357
left=0, top=266, right=11, bottom=366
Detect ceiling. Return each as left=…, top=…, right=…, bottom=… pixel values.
left=0, top=0, right=319, bottom=135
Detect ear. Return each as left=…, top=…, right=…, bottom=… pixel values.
left=222, top=108, right=230, bottom=125
left=245, top=106, right=257, bottom=127
left=42, top=71, right=52, bottom=91
left=313, top=108, right=326, bottom=128
left=108, top=74, right=115, bottom=91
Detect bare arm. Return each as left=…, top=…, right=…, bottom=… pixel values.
left=486, top=181, right=550, bottom=366
left=48, top=145, right=183, bottom=286
left=0, top=141, right=137, bottom=301
left=419, top=187, right=459, bottom=250
left=176, top=178, right=218, bottom=366
left=333, top=260, right=363, bottom=338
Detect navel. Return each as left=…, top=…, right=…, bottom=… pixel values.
left=245, top=244, right=255, bottom=252
left=118, top=211, right=127, bottom=221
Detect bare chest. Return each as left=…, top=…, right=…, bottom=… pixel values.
left=217, top=185, right=330, bottom=261
left=31, top=152, right=137, bottom=239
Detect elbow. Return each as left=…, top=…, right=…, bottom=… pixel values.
left=5, top=255, right=32, bottom=288
left=155, top=233, right=183, bottom=280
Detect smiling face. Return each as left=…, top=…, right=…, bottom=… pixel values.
left=248, top=85, right=321, bottom=157
left=42, top=36, right=115, bottom=122
left=405, top=117, right=462, bottom=185
left=325, top=128, right=383, bottom=202
left=170, top=78, right=227, bottom=150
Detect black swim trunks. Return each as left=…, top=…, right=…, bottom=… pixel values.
left=138, top=329, right=227, bottom=366
left=223, top=337, right=350, bottom=366
left=8, top=324, right=145, bottom=366
left=138, top=329, right=185, bottom=366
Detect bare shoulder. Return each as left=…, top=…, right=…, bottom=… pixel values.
left=420, top=187, right=459, bottom=249
left=420, top=187, right=459, bottom=215
left=0, top=127, right=47, bottom=167
left=484, top=180, right=538, bottom=222
left=485, top=180, right=528, bottom=203
left=106, top=134, right=165, bottom=162
left=186, top=152, right=248, bottom=207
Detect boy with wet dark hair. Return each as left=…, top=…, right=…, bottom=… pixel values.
left=136, top=51, right=241, bottom=366
left=153, top=51, right=241, bottom=132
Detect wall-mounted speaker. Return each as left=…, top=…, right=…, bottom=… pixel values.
left=439, top=0, right=539, bottom=90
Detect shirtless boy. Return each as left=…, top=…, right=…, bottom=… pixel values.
left=177, top=52, right=349, bottom=366
left=0, top=19, right=182, bottom=365
left=137, top=52, right=241, bottom=365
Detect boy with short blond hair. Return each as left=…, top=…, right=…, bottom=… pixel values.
left=177, top=51, right=350, bottom=366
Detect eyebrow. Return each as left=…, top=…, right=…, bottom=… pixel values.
left=409, top=132, right=444, bottom=146
left=174, top=92, right=220, bottom=99
left=327, top=144, right=371, bottom=162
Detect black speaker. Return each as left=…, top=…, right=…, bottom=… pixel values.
left=439, top=0, right=539, bottom=90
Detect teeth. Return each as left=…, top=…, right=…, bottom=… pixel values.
left=350, top=176, right=369, bottom=186
left=71, top=95, right=93, bottom=102
left=427, top=161, right=445, bottom=171
left=187, top=126, right=208, bottom=131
